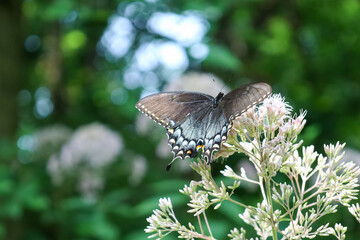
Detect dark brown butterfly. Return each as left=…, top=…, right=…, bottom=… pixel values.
left=136, top=82, right=271, bottom=170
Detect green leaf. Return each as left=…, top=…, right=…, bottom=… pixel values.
left=0, top=179, right=13, bottom=195
left=203, top=43, right=242, bottom=71
left=25, top=195, right=49, bottom=211
left=43, top=0, right=74, bottom=20
left=0, top=224, right=4, bottom=239
left=0, top=201, right=22, bottom=218
left=62, top=30, right=87, bottom=55
left=77, top=213, right=118, bottom=240
left=60, top=197, right=93, bottom=211
left=259, top=17, right=291, bottom=55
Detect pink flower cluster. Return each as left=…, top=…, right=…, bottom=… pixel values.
left=215, top=94, right=307, bottom=177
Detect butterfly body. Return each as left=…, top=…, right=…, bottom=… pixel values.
left=136, top=82, right=271, bottom=169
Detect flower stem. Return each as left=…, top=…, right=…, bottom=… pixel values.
left=265, top=177, right=278, bottom=240
left=197, top=215, right=204, bottom=235
left=259, top=176, right=267, bottom=202
left=203, top=212, right=213, bottom=238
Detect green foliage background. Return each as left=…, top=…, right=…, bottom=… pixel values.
left=0, top=0, right=359, bottom=239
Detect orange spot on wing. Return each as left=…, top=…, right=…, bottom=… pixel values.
left=196, top=145, right=204, bottom=150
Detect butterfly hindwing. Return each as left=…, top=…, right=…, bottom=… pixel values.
left=166, top=104, right=228, bottom=163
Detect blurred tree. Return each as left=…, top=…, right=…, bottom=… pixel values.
left=0, top=0, right=22, bottom=139
left=0, top=1, right=23, bottom=239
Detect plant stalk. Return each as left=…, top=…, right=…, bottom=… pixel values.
left=265, top=177, right=278, bottom=240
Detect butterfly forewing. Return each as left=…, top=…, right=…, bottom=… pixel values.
left=220, top=82, right=272, bottom=120
left=135, top=92, right=213, bottom=128
left=135, top=82, right=272, bottom=169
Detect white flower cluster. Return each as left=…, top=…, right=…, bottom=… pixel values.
left=180, top=160, right=235, bottom=216
left=228, top=227, right=259, bottom=240
left=33, top=124, right=72, bottom=160
left=349, top=203, right=360, bottom=223
left=145, top=94, right=360, bottom=240
left=145, top=197, right=214, bottom=240
left=47, top=122, right=123, bottom=200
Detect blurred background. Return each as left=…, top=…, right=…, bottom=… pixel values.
left=1, top=0, right=360, bottom=239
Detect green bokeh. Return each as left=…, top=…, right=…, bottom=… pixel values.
left=0, top=0, right=359, bottom=239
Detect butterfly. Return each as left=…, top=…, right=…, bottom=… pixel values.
left=136, top=82, right=272, bottom=170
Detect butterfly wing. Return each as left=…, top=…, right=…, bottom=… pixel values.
left=220, top=82, right=272, bottom=121
left=196, top=82, right=272, bottom=163
left=136, top=92, right=214, bottom=128
left=136, top=92, right=217, bottom=167
left=166, top=102, right=227, bottom=164
left=196, top=83, right=272, bottom=163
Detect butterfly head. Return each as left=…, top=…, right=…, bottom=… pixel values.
left=213, top=92, right=224, bottom=108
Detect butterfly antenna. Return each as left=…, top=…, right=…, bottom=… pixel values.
left=220, top=74, right=234, bottom=94
left=221, top=74, right=235, bottom=93
left=212, top=76, right=230, bottom=94
left=220, top=83, right=226, bottom=93
left=212, top=78, right=218, bottom=89
left=219, top=80, right=229, bottom=94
